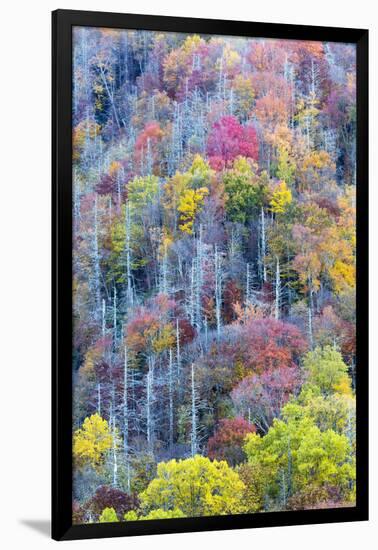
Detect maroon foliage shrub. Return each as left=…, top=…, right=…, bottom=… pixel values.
left=207, top=417, right=256, bottom=466
left=84, top=486, right=140, bottom=521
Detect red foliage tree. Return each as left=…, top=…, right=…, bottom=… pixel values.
left=238, top=317, right=308, bottom=373
left=206, top=116, right=258, bottom=170
left=196, top=318, right=306, bottom=414
left=126, top=294, right=176, bottom=356
left=177, top=317, right=196, bottom=346
left=247, top=39, right=287, bottom=75
left=134, top=122, right=163, bottom=175
left=207, top=417, right=256, bottom=466
left=223, top=279, right=243, bottom=324
left=288, top=41, right=331, bottom=101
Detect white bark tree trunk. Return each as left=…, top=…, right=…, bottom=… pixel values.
left=168, top=348, right=174, bottom=450
left=102, top=298, right=106, bottom=337
left=93, top=195, right=101, bottom=311
left=123, top=346, right=129, bottom=453
left=260, top=207, right=267, bottom=283
left=275, top=257, right=281, bottom=320
left=214, top=245, right=222, bottom=339
left=176, top=318, right=181, bottom=381
left=146, top=356, right=154, bottom=454
left=123, top=345, right=131, bottom=493
left=125, top=203, right=133, bottom=306
left=110, top=396, right=118, bottom=487
left=246, top=263, right=251, bottom=305
left=308, top=282, right=314, bottom=349
left=113, top=285, right=117, bottom=349
left=189, top=258, right=196, bottom=326
left=190, top=363, right=198, bottom=456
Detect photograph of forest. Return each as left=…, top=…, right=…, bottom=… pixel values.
left=72, top=26, right=357, bottom=524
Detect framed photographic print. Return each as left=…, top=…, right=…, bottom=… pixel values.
left=52, top=9, right=368, bottom=541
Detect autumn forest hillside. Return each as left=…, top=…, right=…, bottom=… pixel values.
left=72, top=28, right=357, bottom=523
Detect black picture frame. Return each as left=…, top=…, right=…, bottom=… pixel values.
left=52, top=9, right=369, bottom=541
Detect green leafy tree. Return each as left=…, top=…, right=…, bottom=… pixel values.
left=223, top=158, right=268, bottom=224
left=276, top=145, right=296, bottom=186
left=128, top=175, right=159, bottom=213
left=244, top=413, right=355, bottom=509
left=303, top=346, right=351, bottom=396
left=283, top=385, right=355, bottom=441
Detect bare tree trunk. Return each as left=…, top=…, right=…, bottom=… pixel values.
left=123, top=345, right=130, bottom=490
left=159, top=234, right=168, bottom=295
left=102, top=299, right=106, bottom=337
left=214, top=245, right=222, bottom=339
left=125, top=203, right=133, bottom=306
left=168, top=348, right=174, bottom=451
left=189, top=258, right=196, bottom=326
left=93, top=195, right=101, bottom=311
left=260, top=207, right=267, bottom=283
left=275, top=257, right=281, bottom=320
left=113, top=285, right=117, bottom=349
left=195, top=226, right=203, bottom=331
left=146, top=356, right=154, bottom=454
left=308, top=282, right=314, bottom=349
left=110, top=395, right=118, bottom=487
left=97, top=382, right=101, bottom=416
left=146, top=137, right=153, bottom=175
left=99, top=65, right=121, bottom=129
left=246, top=263, right=251, bottom=305
left=176, top=318, right=181, bottom=381
left=97, top=298, right=106, bottom=414
left=190, top=363, right=198, bottom=456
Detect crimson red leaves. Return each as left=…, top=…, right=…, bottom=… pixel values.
left=207, top=417, right=256, bottom=466
left=207, top=116, right=258, bottom=170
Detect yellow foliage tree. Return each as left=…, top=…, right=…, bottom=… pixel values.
left=270, top=181, right=292, bottom=214
left=163, top=156, right=213, bottom=228
left=73, top=120, right=100, bottom=161
left=326, top=187, right=356, bottom=293
left=124, top=508, right=185, bottom=521
left=188, top=154, right=214, bottom=186
left=152, top=323, right=175, bottom=354
left=99, top=507, right=119, bottom=522
left=276, top=145, right=296, bottom=185
left=140, top=455, right=246, bottom=517
left=233, top=75, right=255, bottom=119
left=178, top=187, right=209, bottom=234
left=73, top=413, right=113, bottom=469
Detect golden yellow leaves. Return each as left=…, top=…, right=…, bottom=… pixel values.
left=140, top=455, right=246, bottom=517
left=270, top=181, right=292, bottom=214
left=72, top=120, right=100, bottom=161
left=73, top=414, right=113, bottom=469
left=178, top=187, right=209, bottom=234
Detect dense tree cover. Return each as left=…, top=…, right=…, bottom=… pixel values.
left=72, top=27, right=357, bottom=523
